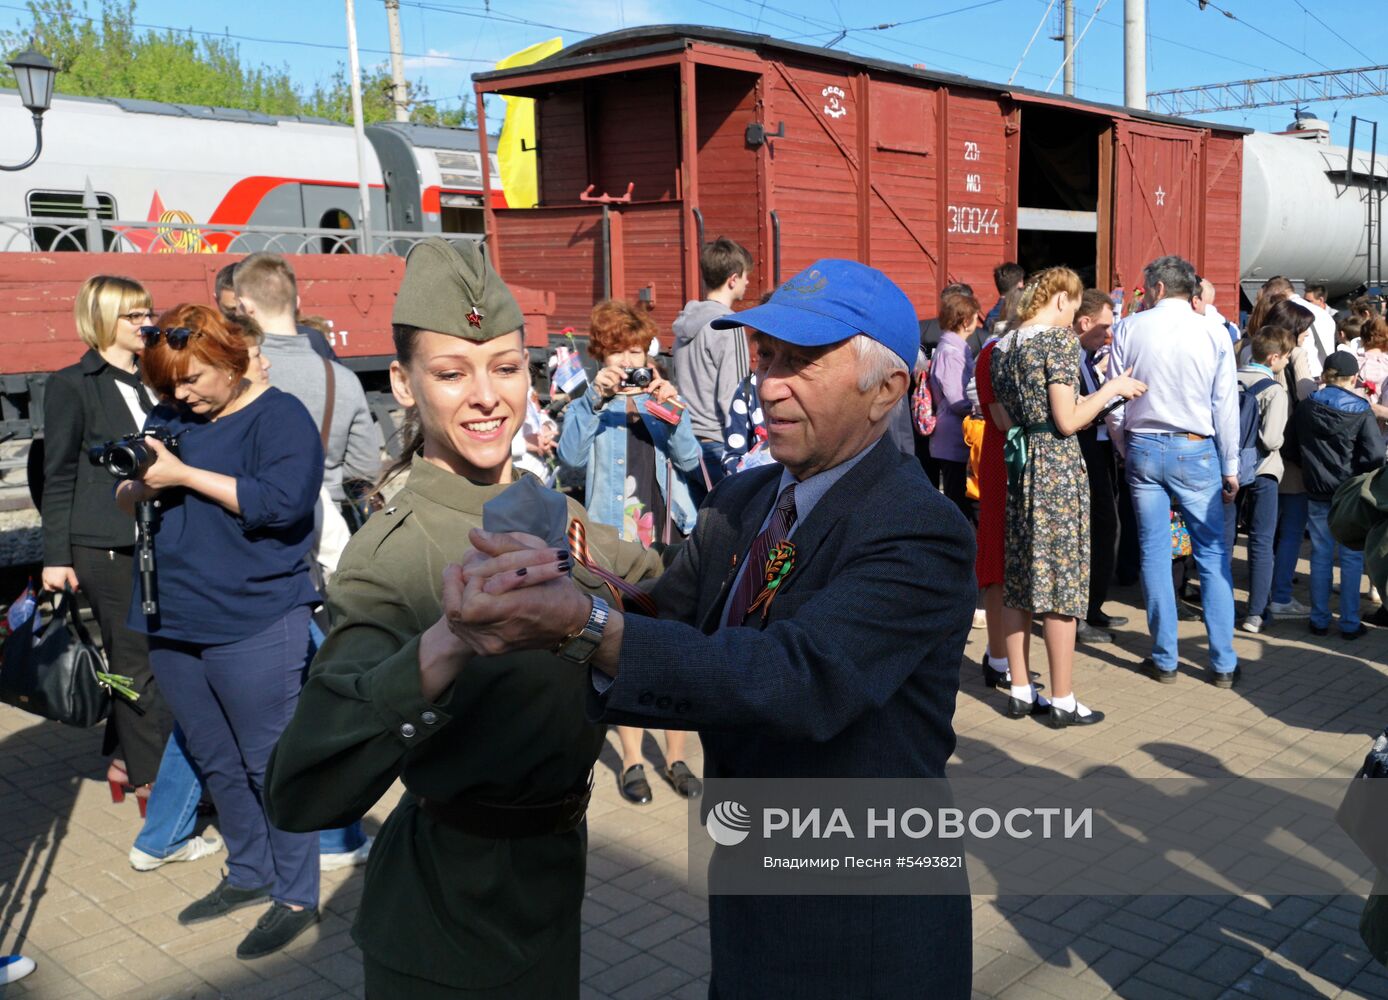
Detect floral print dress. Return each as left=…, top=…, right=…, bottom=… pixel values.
left=991, top=325, right=1090, bottom=617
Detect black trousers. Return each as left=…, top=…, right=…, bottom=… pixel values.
left=71, top=544, right=171, bottom=786
left=1079, top=434, right=1119, bottom=621
left=938, top=458, right=977, bottom=526
left=914, top=430, right=941, bottom=488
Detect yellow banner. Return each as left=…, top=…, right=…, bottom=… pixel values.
left=495, top=37, right=563, bottom=209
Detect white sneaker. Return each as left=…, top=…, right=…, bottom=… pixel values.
left=1267, top=598, right=1311, bottom=618
left=1, top=955, right=36, bottom=984
left=128, top=834, right=224, bottom=872
left=1239, top=615, right=1263, bottom=634
left=320, top=835, right=373, bottom=873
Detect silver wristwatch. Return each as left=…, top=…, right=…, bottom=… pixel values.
left=555, top=595, right=610, bottom=664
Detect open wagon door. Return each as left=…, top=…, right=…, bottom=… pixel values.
left=1109, top=120, right=1202, bottom=291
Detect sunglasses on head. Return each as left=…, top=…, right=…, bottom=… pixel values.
left=139, top=326, right=196, bottom=349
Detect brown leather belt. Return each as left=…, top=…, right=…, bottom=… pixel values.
left=419, top=776, right=593, bottom=839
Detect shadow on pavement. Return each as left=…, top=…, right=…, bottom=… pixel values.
left=954, top=734, right=1385, bottom=998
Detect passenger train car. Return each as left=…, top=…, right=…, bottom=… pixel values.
left=0, top=91, right=503, bottom=251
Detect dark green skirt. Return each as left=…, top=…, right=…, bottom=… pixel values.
left=363, top=916, right=580, bottom=999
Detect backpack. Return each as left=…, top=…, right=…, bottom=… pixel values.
left=1236, top=377, right=1276, bottom=487
left=911, top=357, right=937, bottom=436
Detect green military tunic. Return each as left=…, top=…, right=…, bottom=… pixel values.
left=265, top=456, right=662, bottom=996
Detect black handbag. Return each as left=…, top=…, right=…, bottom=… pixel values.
left=0, top=588, right=111, bottom=728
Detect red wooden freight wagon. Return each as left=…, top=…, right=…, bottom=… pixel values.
left=473, top=25, right=1249, bottom=338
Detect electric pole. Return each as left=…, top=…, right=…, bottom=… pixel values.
left=345, top=0, right=373, bottom=250
left=1062, top=0, right=1075, bottom=96
left=385, top=0, right=409, bottom=122
left=1124, top=0, right=1147, bottom=110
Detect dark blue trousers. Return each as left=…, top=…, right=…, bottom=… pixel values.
left=149, top=606, right=319, bottom=909
left=1240, top=475, right=1280, bottom=618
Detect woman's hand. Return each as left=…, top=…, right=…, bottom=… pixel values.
left=592, top=366, right=625, bottom=400
left=647, top=376, right=680, bottom=405
left=1106, top=367, right=1148, bottom=401
left=135, top=437, right=189, bottom=491
left=41, top=566, right=79, bottom=593
left=114, top=478, right=161, bottom=515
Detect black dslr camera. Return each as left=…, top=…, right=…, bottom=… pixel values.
left=88, top=428, right=183, bottom=615
left=621, top=366, right=654, bottom=389
left=89, top=427, right=182, bottom=480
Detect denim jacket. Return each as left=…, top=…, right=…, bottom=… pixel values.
left=557, top=387, right=702, bottom=540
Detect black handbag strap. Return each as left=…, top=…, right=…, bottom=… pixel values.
left=53, top=586, right=97, bottom=648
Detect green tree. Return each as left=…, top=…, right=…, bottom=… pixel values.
left=0, top=0, right=474, bottom=126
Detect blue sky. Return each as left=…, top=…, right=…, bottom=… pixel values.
left=16, top=0, right=1388, bottom=148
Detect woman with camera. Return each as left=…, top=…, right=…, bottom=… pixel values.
left=118, top=303, right=323, bottom=959
left=557, top=299, right=705, bottom=805
left=264, top=238, right=663, bottom=997
left=40, top=275, right=174, bottom=818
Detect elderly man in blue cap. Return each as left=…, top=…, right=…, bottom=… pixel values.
left=451, top=260, right=976, bottom=999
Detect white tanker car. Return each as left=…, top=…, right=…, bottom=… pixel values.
left=1241, top=116, right=1387, bottom=299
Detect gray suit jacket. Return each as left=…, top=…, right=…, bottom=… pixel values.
left=592, top=435, right=975, bottom=999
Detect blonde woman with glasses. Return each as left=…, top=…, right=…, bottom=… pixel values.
left=40, top=275, right=170, bottom=812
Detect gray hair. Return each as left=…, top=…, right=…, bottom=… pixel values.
left=1142, top=256, right=1199, bottom=300
left=851, top=335, right=909, bottom=391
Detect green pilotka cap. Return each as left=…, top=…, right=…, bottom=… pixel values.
left=392, top=236, right=524, bottom=341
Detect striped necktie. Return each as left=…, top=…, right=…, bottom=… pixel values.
left=726, top=483, right=798, bottom=626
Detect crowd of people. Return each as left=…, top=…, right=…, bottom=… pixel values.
left=916, top=254, right=1388, bottom=726
left=24, top=232, right=1388, bottom=993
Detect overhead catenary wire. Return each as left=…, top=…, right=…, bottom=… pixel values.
left=1288, top=0, right=1374, bottom=65
left=1180, top=0, right=1331, bottom=70
left=0, top=0, right=496, bottom=64
left=398, top=1, right=590, bottom=39
left=691, top=0, right=1127, bottom=97
left=694, top=0, right=1030, bottom=86
left=1011, top=0, right=1058, bottom=85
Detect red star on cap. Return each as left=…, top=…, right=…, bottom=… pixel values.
left=466, top=306, right=484, bottom=328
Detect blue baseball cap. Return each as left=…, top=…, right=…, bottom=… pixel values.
left=710, top=259, right=919, bottom=369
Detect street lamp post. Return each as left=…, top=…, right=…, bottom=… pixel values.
left=2, top=48, right=57, bottom=172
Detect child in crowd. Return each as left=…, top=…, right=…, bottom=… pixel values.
left=1359, top=317, right=1388, bottom=433
left=1294, top=350, right=1385, bottom=638
left=1236, top=325, right=1293, bottom=634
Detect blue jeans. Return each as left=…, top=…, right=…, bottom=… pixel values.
left=1271, top=491, right=1309, bottom=605
left=132, top=724, right=204, bottom=860
left=1126, top=434, right=1237, bottom=674
left=1308, top=499, right=1364, bottom=631
left=133, top=618, right=366, bottom=860
left=150, top=607, right=320, bottom=908
left=1241, top=476, right=1280, bottom=618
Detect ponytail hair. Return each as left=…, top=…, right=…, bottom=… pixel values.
left=1016, top=267, right=1083, bottom=324
left=373, top=324, right=426, bottom=499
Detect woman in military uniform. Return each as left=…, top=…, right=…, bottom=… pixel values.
left=265, top=238, right=662, bottom=998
